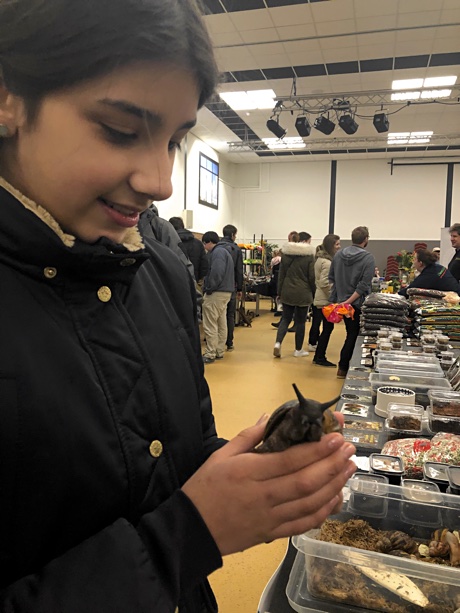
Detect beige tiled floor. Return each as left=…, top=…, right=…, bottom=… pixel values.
left=204, top=300, right=346, bottom=612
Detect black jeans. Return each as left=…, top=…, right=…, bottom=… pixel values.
left=308, top=305, right=322, bottom=345
left=276, top=304, right=309, bottom=351
left=314, top=312, right=335, bottom=361
left=338, top=307, right=361, bottom=372
left=226, top=291, right=236, bottom=347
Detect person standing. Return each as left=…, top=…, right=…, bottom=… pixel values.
left=399, top=249, right=460, bottom=297
left=169, top=215, right=208, bottom=282
left=312, top=234, right=341, bottom=367
left=329, top=226, right=375, bottom=378
left=220, top=224, right=243, bottom=351
left=202, top=231, right=234, bottom=364
left=273, top=232, right=315, bottom=358
left=448, top=223, right=460, bottom=281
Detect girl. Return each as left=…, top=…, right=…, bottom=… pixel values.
left=0, top=1, right=355, bottom=611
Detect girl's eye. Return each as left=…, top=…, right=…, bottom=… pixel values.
left=169, top=141, right=182, bottom=153
left=100, top=124, right=138, bottom=145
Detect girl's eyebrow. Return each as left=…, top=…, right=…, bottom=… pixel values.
left=97, top=98, right=196, bottom=130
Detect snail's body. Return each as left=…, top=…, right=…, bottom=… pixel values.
left=254, top=384, right=341, bottom=453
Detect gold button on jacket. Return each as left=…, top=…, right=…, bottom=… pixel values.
left=149, top=440, right=163, bottom=458
left=97, top=286, right=112, bottom=302
left=44, top=267, right=57, bottom=279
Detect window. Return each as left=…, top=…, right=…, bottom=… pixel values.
left=199, top=153, right=219, bottom=209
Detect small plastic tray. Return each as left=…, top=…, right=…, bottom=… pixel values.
left=428, top=389, right=460, bottom=417
left=427, top=403, right=460, bottom=434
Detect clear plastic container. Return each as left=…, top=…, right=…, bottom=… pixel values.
left=289, top=482, right=460, bottom=613
left=427, top=403, right=460, bottom=434
left=436, top=334, right=450, bottom=346
left=429, top=389, right=460, bottom=417
left=369, top=372, right=451, bottom=406
left=423, top=461, right=450, bottom=487
left=447, top=466, right=460, bottom=495
left=386, top=404, right=424, bottom=438
left=376, top=359, right=444, bottom=376
left=423, top=344, right=437, bottom=354
left=378, top=341, right=392, bottom=351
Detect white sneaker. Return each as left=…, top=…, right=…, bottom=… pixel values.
left=294, top=349, right=310, bottom=358
left=308, top=344, right=317, bottom=352
left=273, top=342, right=281, bottom=358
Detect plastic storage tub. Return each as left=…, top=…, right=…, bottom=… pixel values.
left=427, top=403, right=460, bottom=434
left=369, top=372, right=451, bottom=406
left=428, top=389, right=460, bottom=417
left=288, top=481, right=460, bottom=613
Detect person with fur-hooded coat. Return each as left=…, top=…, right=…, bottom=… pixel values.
left=273, top=231, right=315, bottom=359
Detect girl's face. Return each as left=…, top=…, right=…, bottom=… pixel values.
left=1, top=62, right=199, bottom=244
left=334, top=239, right=341, bottom=252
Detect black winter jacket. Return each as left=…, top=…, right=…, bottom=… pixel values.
left=277, top=242, right=316, bottom=306
left=178, top=228, right=209, bottom=282
left=448, top=249, right=460, bottom=282
left=399, top=263, right=460, bottom=297
left=0, top=180, right=226, bottom=613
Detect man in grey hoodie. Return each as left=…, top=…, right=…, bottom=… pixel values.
left=329, top=226, right=375, bottom=378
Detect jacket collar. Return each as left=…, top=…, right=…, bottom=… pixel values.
left=282, top=241, right=315, bottom=256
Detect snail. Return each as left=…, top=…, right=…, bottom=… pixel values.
left=254, top=383, right=341, bottom=454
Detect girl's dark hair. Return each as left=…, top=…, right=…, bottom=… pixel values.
left=288, top=231, right=299, bottom=243
left=416, top=248, right=437, bottom=267
left=0, top=0, right=218, bottom=121
left=322, top=233, right=340, bottom=258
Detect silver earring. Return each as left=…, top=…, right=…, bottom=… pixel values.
left=0, top=124, right=9, bottom=137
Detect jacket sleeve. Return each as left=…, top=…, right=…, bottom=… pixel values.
left=277, top=258, right=287, bottom=295
left=1, top=493, right=222, bottom=613
left=204, top=250, right=225, bottom=294
left=318, top=259, right=331, bottom=293
left=198, top=243, right=209, bottom=281
left=328, top=259, right=337, bottom=302
left=307, top=257, right=316, bottom=297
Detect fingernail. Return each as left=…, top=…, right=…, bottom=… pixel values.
left=327, top=434, right=343, bottom=449
left=256, top=413, right=269, bottom=425
left=341, top=443, right=355, bottom=459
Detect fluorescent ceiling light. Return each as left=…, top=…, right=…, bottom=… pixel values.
left=408, top=138, right=430, bottom=144
left=423, top=76, right=457, bottom=87
left=392, top=78, right=423, bottom=90
left=219, top=89, right=276, bottom=111
left=388, top=139, right=408, bottom=145
left=420, top=89, right=452, bottom=99
left=391, top=91, right=421, bottom=101
left=387, top=130, right=433, bottom=146
left=410, top=131, right=433, bottom=137
left=262, top=137, right=306, bottom=150
left=388, top=132, right=410, bottom=138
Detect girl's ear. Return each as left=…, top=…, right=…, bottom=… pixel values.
left=0, top=83, right=27, bottom=136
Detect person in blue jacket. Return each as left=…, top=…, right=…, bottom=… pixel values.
left=0, top=1, right=356, bottom=610
left=399, top=248, right=460, bottom=297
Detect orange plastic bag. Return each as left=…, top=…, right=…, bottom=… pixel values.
left=322, top=303, right=355, bottom=323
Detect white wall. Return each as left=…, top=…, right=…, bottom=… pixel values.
left=155, top=134, right=237, bottom=235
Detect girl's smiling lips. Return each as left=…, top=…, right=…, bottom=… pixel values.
left=98, top=197, right=143, bottom=228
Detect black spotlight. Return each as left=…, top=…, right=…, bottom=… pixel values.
left=314, top=115, right=335, bottom=135
left=295, top=116, right=311, bottom=137
left=266, top=118, right=286, bottom=139
left=338, top=114, right=359, bottom=135
left=373, top=112, right=390, bottom=133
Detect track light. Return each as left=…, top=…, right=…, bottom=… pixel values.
left=373, top=112, right=390, bottom=133
left=266, top=117, right=286, bottom=139
left=295, top=116, right=311, bottom=137
left=314, top=115, right=335, bottom=135
left=338, top=114, right=359, bottom=135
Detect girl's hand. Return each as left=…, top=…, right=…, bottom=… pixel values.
left=182, top=415, right=355, bottom=556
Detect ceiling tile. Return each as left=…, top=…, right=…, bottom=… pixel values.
left=265, top=0, right=308, bottom=6
left=356, top=15, right=398, bottom=30
left=327, top=60, right=359, bottom=74
left=229, top=8, right=274, bottom=30
left=320, top=34, right=358, bottom=49
left=310, top=0, right=355, bottom=22
left=294, top=63, right=328, bottom=77
left=322, top=47, right=359, bottom=63
left=436, top=25, right=460, bottom=39
left=268, top=5, right=312, bottom=26
left=204, top=13, right=236, bottom=34
left=262, top=66, right=297, bottom=79
left=231, top=69, right=267, bottom=81
left=399, top=0, right=442, bottom=12
left=440, top=8, right=460, bottom=22
left=353, top=0, right=400, bottom=18
left=315, top=19, right=357, bottom=36
left=355, top=31, right=396, bottom=46
left=396, top=28, right=437, bottom=42
left=254, top=53, right=294, bottom=67
left=222, top=0, right=265, bottom=11
left=287, top=50, right=325, bottom=65
left=395, top=41, right=435, bottom=57
left=357, top=44, right=396, bottom=60
left=394, top=54, right=430, bottom=69
left=397, top=11, right=442, bottom=28
left=430, top=51, right=460, bottom=66
left=201, top=0, right=226, bottom=15
left=431, top=37, right=460, bottom=54
left=240, top=29, right=281, bottom=44
left=282, top=37, right=322, bottom=52
left=250, top=42, right=286, bottom=56
left=210, top=30, right=244, bottom=46
left=360, top=57, right=393, bottom=72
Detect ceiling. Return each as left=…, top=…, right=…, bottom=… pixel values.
left=192, top=0, right=460, bottom=162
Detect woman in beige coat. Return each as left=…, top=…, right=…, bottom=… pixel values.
left=312, top=234, right=341, bottom=367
